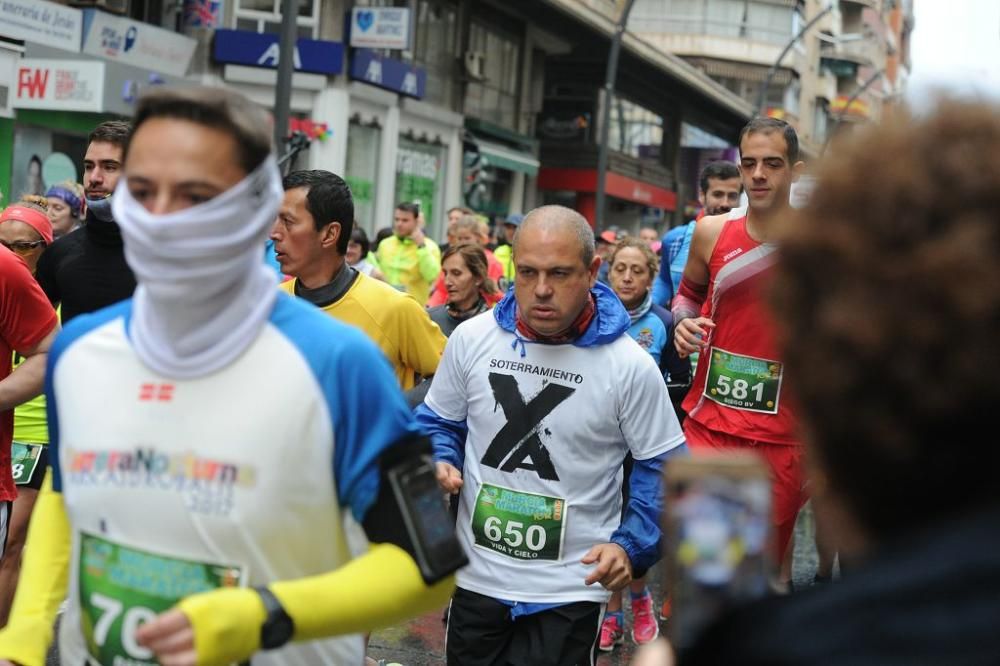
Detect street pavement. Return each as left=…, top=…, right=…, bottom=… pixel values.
left=367, top=504, right=824, bottom=665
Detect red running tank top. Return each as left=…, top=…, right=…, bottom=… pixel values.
left=681, top=211, right=798, bottom=445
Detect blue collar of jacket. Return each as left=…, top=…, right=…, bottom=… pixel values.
left=493, top=280, right=629, bottom=349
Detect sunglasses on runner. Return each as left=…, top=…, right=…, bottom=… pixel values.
left=0, top=239, right=46, bottom=255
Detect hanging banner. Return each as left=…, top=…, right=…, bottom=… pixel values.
left=0, top=0, right=82, bottom=53
left=81, top=9, right=196, bottom=77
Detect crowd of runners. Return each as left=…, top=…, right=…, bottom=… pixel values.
left=0, top=83, right=994, bottom=666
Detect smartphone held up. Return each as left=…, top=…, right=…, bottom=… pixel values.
left=664, top=454, right=773, bottom=652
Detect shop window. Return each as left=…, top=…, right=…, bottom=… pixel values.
left=234, top=0, right=319, bottom=38
left=464, top=22, right=520, bottom=130
left=345, top=120, right=382, bottom=235
left=11, top=126, right=88, bottom=202
left=466, top=166, right=512, bottom=217
left=395, top=137, right=446, bottom=240
left=413, top=0, right=459, bottom=109
left=607, top=95, right=664, bottom=161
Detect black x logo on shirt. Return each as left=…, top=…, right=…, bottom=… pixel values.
left=480, top=373, right=576, bottom=481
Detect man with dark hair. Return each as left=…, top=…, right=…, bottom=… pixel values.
left=671, top=119, right=805, bottom=585
left=0, top=87, right=462, bottom=666
left=652, top=161, right=741, bottom=305
left=376, top=201, right=441, bottom=301
left=419, top=205, right=686, bottom=665
left=638, top=226, right=660, bottom=249
left=274, top=170, right=446, bottom=390
left=35, top=120, right=136, bottom=323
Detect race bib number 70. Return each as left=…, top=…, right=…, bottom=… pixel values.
left=79, top=532, right=246, bottom=665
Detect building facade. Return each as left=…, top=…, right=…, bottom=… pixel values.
left=632, top=0, right=915, bottom=161
left=1, top=0, right=758, bottom=241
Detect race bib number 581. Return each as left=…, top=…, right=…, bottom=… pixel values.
left=79, top=532, right=246, bottom=665
left=703, top=347, right=784, bottom=414
left=471, top=483, right=567, bottom=561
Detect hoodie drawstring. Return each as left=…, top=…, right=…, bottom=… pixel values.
left=510, top=334, right=529, bottom=358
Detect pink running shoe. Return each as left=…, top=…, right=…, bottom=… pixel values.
left=631, top=591, right=660, bottom=645
left=599, top=614, right=624, bottom=651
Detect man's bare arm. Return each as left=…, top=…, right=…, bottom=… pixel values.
left=672, top=214, right=727, bottom=356
left=0, top=324, right=59, bottom=413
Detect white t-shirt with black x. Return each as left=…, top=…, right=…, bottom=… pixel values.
left=426, top=311, right=685, bottom=604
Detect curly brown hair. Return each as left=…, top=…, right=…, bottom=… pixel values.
left=609, top=236, right=659, bottom=281
left=770, top=100, right=1000, bottom=537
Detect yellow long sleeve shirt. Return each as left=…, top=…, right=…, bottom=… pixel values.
left=281, top=272, right=446, bottom=389
left=375, top=235, right=441, bottom=302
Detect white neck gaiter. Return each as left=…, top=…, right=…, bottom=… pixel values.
left=112, top=156, right=283, bottom=379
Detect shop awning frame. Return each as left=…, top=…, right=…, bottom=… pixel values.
left=476, top=138, right=541, bottom=177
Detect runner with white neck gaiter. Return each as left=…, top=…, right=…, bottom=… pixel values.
left=0, top=86, right=463, bottom=666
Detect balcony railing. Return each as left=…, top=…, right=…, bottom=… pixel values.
left=820, top=38, right=882, bottom=68
left=631, top=15, right=794, bottom=47
left=839, top=0, right=881, bottom=10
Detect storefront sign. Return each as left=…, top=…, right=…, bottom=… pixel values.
left=15, top=59, right=104, bottom=112
left=349, top=7, right=410, bottom=50
left=538, top=167, right=677, bottom=211
left=213, top=29, right=344, bottom=76
left=350, top=49, right=425, bottom=100
left=0, top=0, right=82, bottom=53
left=81, top=9, right=196, bottom=77
left=539, top=114, right=590, bottom=141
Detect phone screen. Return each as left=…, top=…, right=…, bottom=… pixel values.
left=665, top=455, right=772, bottom=650
left=390, top=462, right=468, bottom=583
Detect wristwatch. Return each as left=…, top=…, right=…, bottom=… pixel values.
left=255, top=586, right=295, bottom=649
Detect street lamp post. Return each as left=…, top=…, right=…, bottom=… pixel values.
left=594, top=0, right=637, bottom=230
left=273, top=0, right=299, bottom=161
left=755, top=4, right=835, bottom=115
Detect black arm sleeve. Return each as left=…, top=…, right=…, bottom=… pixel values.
left=361, top=435, right=467, bottom=583
left=34, top=243, right=60, bottom=306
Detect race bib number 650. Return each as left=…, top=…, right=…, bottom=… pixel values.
left=79, top=532, right=246, bottom=665
left=471, top=483, right=567, bottom=561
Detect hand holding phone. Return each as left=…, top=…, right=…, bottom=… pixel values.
left=664, top=454, right=773, bottom=651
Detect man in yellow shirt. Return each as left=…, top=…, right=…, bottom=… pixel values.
left=273, top=171, right=447, bottom=390
left=376, top=202, right=441, bottom=302
left=492, top=213, right=521, bottom=289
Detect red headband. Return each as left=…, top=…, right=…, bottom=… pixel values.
left=0, top=205, right=53, bottom=245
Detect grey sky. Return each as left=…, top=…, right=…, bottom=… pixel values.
left=908, top=0, right=1000, bottom=102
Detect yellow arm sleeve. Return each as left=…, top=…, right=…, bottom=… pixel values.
left=178, top=542, right=455, bottom=665
left=0, top=475, right=72, bottom=666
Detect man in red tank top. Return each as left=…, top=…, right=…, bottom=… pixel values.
left=671, top=118, right=806, bottom=576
